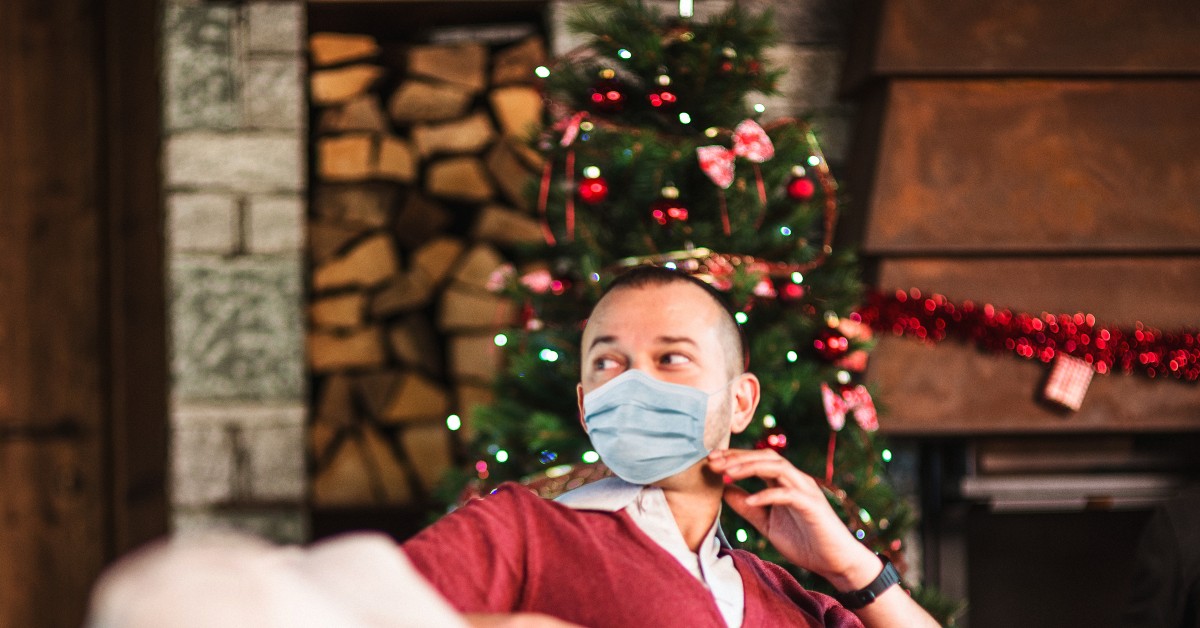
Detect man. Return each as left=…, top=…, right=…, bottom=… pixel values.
left=403, top=266, right=939, bottom=627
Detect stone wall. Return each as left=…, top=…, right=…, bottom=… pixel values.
left=163, top=0, right=308, bottom=542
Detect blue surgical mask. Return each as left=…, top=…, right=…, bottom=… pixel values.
left=582, top=369, right=728, bottom=485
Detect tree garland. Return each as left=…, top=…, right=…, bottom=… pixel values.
left=858, top=289, right=1200, bottom=382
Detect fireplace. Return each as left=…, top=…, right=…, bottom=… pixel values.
left=916, top=434, right=1200, bottom=628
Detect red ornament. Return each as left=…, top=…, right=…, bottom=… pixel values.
left=813, top=328, right=850, bottom=361
left=756, top=428, right=788, bottom=452
left=648, top=88, right=677, bottom=109
left=588, top=74, right=625, bottom=113
left=650, top=186, right=688, bottom=225
left=778, top=281, right=805, bottom=301
left=787, top=165, right=816, bottom=201
left=579, top=176, right=609, bottom=204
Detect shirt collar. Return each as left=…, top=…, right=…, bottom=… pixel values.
left=555, top=476, right=732, bottom=549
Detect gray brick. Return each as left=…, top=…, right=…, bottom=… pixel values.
left=246, top=195, right=305, bottom=253
left=167, top=192, right=240, bottom=253
left=170, top=255, right=304, bottom=401
left=764, top=45, right=846, bottom=113
left=171, top=422, right=235, bottom=506
left=745, top=0, right=854, bottom=45
left=245, top=2, right=304, bottom=54
left=164, top=4, right=239, bottom=130
left=172, top=403, right=307, bottom=502
left=172, top=507, right=309, bottom=544
left=244, top=57, right=304, bottom=130
left=165, top=132, right=304, bottom=192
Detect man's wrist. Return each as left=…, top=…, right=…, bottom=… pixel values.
left=824, top=546, right=882, bottom=592
left=831, top=554, right=902, bottom=611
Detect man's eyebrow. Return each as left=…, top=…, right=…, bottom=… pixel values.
left=587, top=335, right=618, bottom=351
left=656, top=336, right=698, bottom=346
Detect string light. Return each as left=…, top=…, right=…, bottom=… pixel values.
left=786, top=350, right=798, bottom=363
left=753, top=103, right=766, bottom=113
left=582, top=450, right=600, bottom=464
left=779, top=226, right=792, bottom=236
left=446, top=414, right=462, bottom=431
left=582, top=165, right=601, bottom=178
left=534, top=65, right=551, bottom=78
left=836, top=370, right=852, bottom=384
left=762, top=414, right=776, bottom=428
left=495, top=449, right=510, bottom=463
left=734, top=312, right=749, bottom=324
left=807, top=155, right=821, bottom=166
left=791, top=272, right=804, bottom=284
left=678, top=112, right=692, bottom=124
left=539, top=348, right=559, bottom=362
left=735, top=528, right=749, bottom=543
left=881, top=448, right=893, bottom=462
left=494, top=333, right=508, bottom=347
left=617, top=48, right=632, bottom=59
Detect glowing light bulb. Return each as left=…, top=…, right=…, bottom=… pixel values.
left=495, top=449, right=510, bottom=463
left=617, top=48, right=632, bottom=59
left=534, top=66, right=551, bottom=78
left=736, top=529, right=749, bottom=543
left=494, top=333, right=508, bottom=347
left=678, top=112, right=692, bottom=124
left=446, top=414, right=462, bottom=431
left=582, top=450, right=600, bottom=464
left=734, top=312, right=749, bottom=325
left=763, top=414, right=777, bottom=428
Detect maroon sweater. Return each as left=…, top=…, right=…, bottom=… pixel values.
left=403, top=483, right=862, bottom=627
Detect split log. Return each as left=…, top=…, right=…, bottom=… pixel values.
left=311, top=65, right=384, bottom=106
left=315, top=374, right=356, bottom=427
left=381, top=372, right=451, bottom=423
left=454, top=384, right=494, bottom=438
left=308, top=421, right=340, bottom=463
left=452, top=243, right=506, bottom=291
left=492, top=36, right=547, bottom=85
left=411, top=236, right=466, bottom=286
left=473, top=205, right=545, bottom=245
left=371, top=271, right=435, bottom=317
left=439, top=286, right=516, bottom=331
left=449, top=334, right=504, bottom=383
left=489, top=86, right=543, bottom=139
left=354, top=370, right=401, bottom=420
left=308, top=220, right=363, bottom=264
left=375, top=136, right=417, bottom=183
left=312, top=233, right=400, bottom=292
left=312, top=435, right=375, bottom=506
left=388, top=314, right=442, bottom=375
left=317, top=134, right=373, bottom=181
left=426, top=156, right=496, bottom=203
left=308, top=327, right=386, bottom=372
left=485, top=141, right=535, bottom=209
left=393, top=194, right=451, bottom=249
left=318, top=94, right=389, bottom=134
left=309, top=33, right=380, bottom=67
left=361, top=425, right=412, bottom=503
left=408, top=43, right=487, bottom=93
left=310, top=292, right=367, bottom=329
left=313, top=183, right=396, bottom=228
left=411, top=112, right=496, bottom=158
left=389, top=81, right=472, bottom=123
left=398, top=422, right=454, bottom=492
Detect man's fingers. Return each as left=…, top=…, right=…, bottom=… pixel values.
left=723, top=484, right=770, bottom=532
left=742, top=486, right=803, bottom=509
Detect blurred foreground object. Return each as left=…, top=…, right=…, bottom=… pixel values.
left=85, top=532, right=466, bottom=628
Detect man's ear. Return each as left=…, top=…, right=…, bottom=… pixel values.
left=576, top=382, right=588, bottom=432
left=729, top=373, right=760, bottom=434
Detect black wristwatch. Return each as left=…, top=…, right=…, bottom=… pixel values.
left=832, top=554, right=901, bottom=610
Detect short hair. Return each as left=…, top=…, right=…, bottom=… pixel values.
left=595, top=265, right=748, bottom=374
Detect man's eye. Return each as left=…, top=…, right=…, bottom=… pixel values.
left=594, top=357, right=619, bottom=370
left=660, top=353, right=691, bottom=365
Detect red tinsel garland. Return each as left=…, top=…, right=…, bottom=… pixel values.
left=857, top=289, right=1200, bottom=382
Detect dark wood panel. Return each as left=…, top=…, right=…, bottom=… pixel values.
left=875, top=257, right=1200, bottom=328
left=871, top=338, right=1200, bottom=435
left=852, top=0, right=1200, bottom=79
left=871, top=257, right=1200, bottom=434
left=862, top=80, right=1200, bottom=255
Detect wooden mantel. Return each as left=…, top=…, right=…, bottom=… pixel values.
left=845, top=0, right=1200, bottom=435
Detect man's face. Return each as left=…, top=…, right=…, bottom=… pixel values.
left=577, top=281, right=745, bottom=451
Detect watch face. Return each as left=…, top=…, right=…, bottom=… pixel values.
left=834, top=556, right=901, bottom=610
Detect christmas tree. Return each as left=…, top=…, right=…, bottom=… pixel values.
left=442, top=1, right=957, bottom=622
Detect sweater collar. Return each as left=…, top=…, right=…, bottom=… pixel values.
left=555, top=476, right=733, bottom=549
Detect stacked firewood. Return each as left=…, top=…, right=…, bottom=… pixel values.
left=306, top=32, right=547, bottom=507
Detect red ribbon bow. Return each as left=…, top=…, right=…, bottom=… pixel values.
left=695, top=119, right=775, bottom=188
left=821, top=382, right=879, bottom=432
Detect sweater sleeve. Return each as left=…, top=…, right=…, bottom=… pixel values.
left=401, top=484, right=531, bottom=614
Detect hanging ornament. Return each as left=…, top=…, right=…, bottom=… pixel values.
left=777, top=280, right=805, bottom=302
left=650, top=186, right=689, bottom=225
left=648, top=74, right=677, bottom=109
left=578, top=165, right=609, bottom=204
left=588, top=69, right=625, bottom=113
left=755, top=428, right=788, bottom=453
left=787, top=165, right=816, bottom=200
left=813, top=328, right=850, bottom=361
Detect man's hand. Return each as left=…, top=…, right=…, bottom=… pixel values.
left=708, top=448, right=941, bottom=627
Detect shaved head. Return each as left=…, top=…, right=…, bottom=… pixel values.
left=589, top=266, right=746, bottom=378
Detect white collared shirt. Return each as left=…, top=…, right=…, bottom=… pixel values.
left=556, top=477, right=744, bottom=627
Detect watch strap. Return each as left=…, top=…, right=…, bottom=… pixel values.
left=832, top=554, right=901, bottom=610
